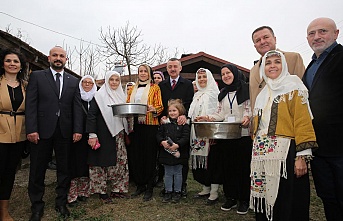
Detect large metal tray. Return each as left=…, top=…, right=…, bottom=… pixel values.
left=193, top=122, right=242, bottom=139
left=110, top=103, right=147, bottom=116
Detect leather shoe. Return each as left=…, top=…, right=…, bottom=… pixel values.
left=29, top=212, right=43, bottom=221
left=143, top=191, right=153, bottom=201
left=55, top=205, right=70, bottom=217
left=131, top=186, right=146, bottom=197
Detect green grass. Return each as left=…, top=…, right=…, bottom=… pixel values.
left=10, top=170, right=324, bottom=221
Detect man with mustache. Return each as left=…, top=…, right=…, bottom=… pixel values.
left=158, top=58, right=194, bottom=198
left=26, top=46, right=83, bottom=220
left=249, top=26, right=305, bottom=110
left=303, top=17, right=343, bottom=221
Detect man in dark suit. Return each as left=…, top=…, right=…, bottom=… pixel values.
left=158, top=58, right=194, bottom=197
left=26, top=46, right=83, bottom=221
left=303, top=17, right=343, bottom=221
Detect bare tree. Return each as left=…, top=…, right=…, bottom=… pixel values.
left=99, top=21, right=165, bottom=81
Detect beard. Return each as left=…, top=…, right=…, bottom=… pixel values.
left=50, top=60, right=65, bottom=71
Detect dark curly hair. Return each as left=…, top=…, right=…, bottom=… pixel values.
left=0, top=48, right=28, bottom=82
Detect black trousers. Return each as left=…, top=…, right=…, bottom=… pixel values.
left=255, top=140, right=310, bottom=221
left=0, top=141, right=24, bottom=200
left=311, top=155, right=343, bottom=221
left=222, top=136, right=252, bottom=202
left=28, top=122, right=71, bottom=213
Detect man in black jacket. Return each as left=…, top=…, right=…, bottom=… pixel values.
left=26, top=46, right=83, bottom=221
left=159, top=58, right=194, bottom=197
left=303, top=17, right=343, bottom=221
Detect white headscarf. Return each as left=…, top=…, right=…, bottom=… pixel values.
left=94, top=71, right=128, bottom=137
left=79, top=75, right=97, bottom=103
left=188, top=68, right=219, bottom=119
left=255, top=50, right=308, bottom=116
left=188, top=68, right=219, bottom=169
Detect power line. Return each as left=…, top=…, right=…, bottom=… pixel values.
left=0, top=11, right=104, bottom=48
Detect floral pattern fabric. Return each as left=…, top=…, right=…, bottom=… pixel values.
left=89, top=131, right=129, bottom=194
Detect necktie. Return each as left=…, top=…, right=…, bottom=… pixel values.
left=171, top=79, right=176, bottom=90
left=55, top=72, right=61, bottom=97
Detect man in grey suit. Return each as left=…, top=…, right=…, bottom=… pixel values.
left=26, top=46, right=83, bottom=221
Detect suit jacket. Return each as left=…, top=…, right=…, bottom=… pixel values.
left=303, top=44, right=343, bottom=156
left=249, top=50, right=305, bottom=110
left=25, top=69, right=83, bottom=139
left=0, top=77, right=26, bottom=142
left=159, top=76, right=194, bottom=117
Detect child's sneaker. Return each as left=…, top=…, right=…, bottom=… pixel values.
left=172, top=192, right=181, bottom=203
left=162, top=192, right=172, bottom=203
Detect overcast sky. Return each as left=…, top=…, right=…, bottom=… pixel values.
left=1, top=0, right=342, bottom=74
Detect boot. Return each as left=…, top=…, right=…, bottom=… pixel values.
left=0, top=200, right=14, bottom=221
left=194, top=185, right=210, bottom=198
left=206, top=184, right=219, bottom=205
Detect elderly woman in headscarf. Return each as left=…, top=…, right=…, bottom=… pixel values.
left=250, top=50, right=317, bottom=221
left=86, top=71, right=129, bottom=204
left=188, top=68, right=220, bottom=203
left=126, top=64, right=163, bottom=201
left=68, top=75, right=97, bottom=206
left=197, top=64, right=252, bottom=214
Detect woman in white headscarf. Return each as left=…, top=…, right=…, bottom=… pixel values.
left=251, top=50, right=317, bottom=221
left=188, top=68, right=220, bottom=203
left=86, top=71, right=129, bottom=204
left=68, top=75, right=96, bottom=206
left=125, top=82, right=135, bottom=96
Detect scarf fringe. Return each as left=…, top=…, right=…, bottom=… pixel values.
left=250, top=196, right=274, bottom=221
left=191, top=155, right=207, bottom=169
left=250, top=159, right=287, bottom=179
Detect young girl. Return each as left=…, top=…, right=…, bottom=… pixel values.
left=156, top=99, right=190, bottom=203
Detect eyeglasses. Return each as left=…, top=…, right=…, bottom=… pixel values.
left=82, top=81, right=94, bottom=85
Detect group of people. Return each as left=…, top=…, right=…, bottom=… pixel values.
left=0, top=17, right=342, bottom=221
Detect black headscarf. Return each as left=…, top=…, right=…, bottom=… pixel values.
left=218, top=64, right=250, bottom=105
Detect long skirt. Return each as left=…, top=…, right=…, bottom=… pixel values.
left=254, top=140, right=310, bottom=221
left=89, top=132, right=129, bottom=194
left=128, top=123, right=158, bottom=188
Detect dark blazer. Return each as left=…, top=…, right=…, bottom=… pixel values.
left=156, top=119, right=190, bottom=166
left=303, top=44, right=343, bottom=156
left=159, top=76, right=194, bottom=117
left=25, top=69, right=83, bottom=139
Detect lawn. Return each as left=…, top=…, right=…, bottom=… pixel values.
left=11, top=167, right=325, bottom=221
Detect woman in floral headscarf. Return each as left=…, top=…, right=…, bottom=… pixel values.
left=251, top=50, right=317, bottom=221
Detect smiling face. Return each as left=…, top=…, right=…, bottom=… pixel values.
left=153, top=73, right=163, bottom=84
left=264, top=55, right=282, bottom=79
left=166, top=60, right=182, bottom=79
left=168, top=104, right=180, bottom=119
left=81, top=77, right=94, bottom=92
left=221, top=67, right=234, bottom=85
left=48, top=47, right=67, bottom=71
left=108, top=74, right=120, bottom=90
left=253, top=28, right=277, bottom=56
left=307, top=18, right=339, bottom=57
left=138, top=65, right=150, bottom=82
left=197, top=70, right=208, bottom=88
left=3, top=54, right=21, bottom=75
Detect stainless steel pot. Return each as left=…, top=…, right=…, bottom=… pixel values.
left=193, top=122, right=242, bottom=139
left=110, top=103, right=147, bottom=116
